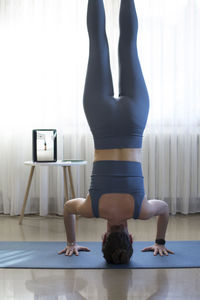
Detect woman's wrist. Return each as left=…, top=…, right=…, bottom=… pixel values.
left=67, top=241, right=77, bottom=246
left=155, top=238, right=166, bottom=245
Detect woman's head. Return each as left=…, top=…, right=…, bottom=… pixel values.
left=102, top=230, right=133, bottom=264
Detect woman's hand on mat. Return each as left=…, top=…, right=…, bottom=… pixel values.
left=58, top=244, right=90, bottom=256
left=141, top=244, right=174, bottom=256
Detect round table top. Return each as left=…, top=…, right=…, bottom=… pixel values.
left=24, top=160, right=87, bottom=166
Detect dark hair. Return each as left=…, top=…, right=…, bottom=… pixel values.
left=102, top=232, right=133, bottom=264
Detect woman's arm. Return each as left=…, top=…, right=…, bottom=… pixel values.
left=145, top=199, right=169, bottom=241
left=63, top=198, right=93, bottom=241
left=63, top=199, right=81, bottom=244
left=139, top=199, right=174, bottom=256
left=58, top=197, right=93, bottom=256
left=154, top=200, right=169, bottom=241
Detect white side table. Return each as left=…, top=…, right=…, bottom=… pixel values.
left=19, top=160, right=87, bottom=225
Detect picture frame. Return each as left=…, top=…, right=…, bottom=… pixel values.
left=32, top=129, right=57, bottom=162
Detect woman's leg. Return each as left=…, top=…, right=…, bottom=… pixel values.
left=118, top=0, right=148, bottom=100
left=83, top=0, right=114, bottom=105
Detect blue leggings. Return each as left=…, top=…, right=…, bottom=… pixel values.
left=83, top=0, right=149, bottom=150
left=84, top=0, right=148, bottom=219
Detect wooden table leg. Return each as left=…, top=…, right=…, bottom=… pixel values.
left=63, top=166, right=69, bottom=203
left=67, top=166, right=75, bottom=199
left=19, top=166, right=35, bottom=225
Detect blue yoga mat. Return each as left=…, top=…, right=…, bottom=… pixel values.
left=0, top=241, right=199, bottom=269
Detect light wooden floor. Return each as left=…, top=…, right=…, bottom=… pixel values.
left=0, top=214, right=200, bottom=299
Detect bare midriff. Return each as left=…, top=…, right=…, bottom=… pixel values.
left=94, top=148, right=142, bottom=163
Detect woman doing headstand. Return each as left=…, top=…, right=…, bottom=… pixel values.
left=59, top=0, right=174, bottom=264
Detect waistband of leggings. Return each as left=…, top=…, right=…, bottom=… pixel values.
left=94, top=135, right=143, bottom=150
left=91, top=160, right=143, bottom=177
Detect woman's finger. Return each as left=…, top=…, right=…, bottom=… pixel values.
left=69, top=250, right=74, bottom=256
left=58, top=249, right=66, bottom=255
left=159, top=249, right=163, bottom=256
left=167, top=249, right=175, bottom=254
left=65, top=249, right=71, bottom=256
left=163, top=249, right=169, bottom=256
left=75, top=248, right=79, bottom=256
left=141, top=247, right=153, bottom=252
left=154, top=248, right=159, bottom=256
left=79, top=247, right=90, bottom=252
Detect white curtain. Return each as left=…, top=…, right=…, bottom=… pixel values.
left=0, top=0, right=199, bottom=216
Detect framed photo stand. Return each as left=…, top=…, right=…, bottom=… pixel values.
left=32, top=129, right=57, bottom=162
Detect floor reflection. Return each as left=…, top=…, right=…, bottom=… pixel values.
left=102, top=269, right=132, bottom=300
left=102, top=268, right=169, bottom=300
left=146, top=269, right=169, bottom=299
left=25, top=270, right=87, bottom=300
